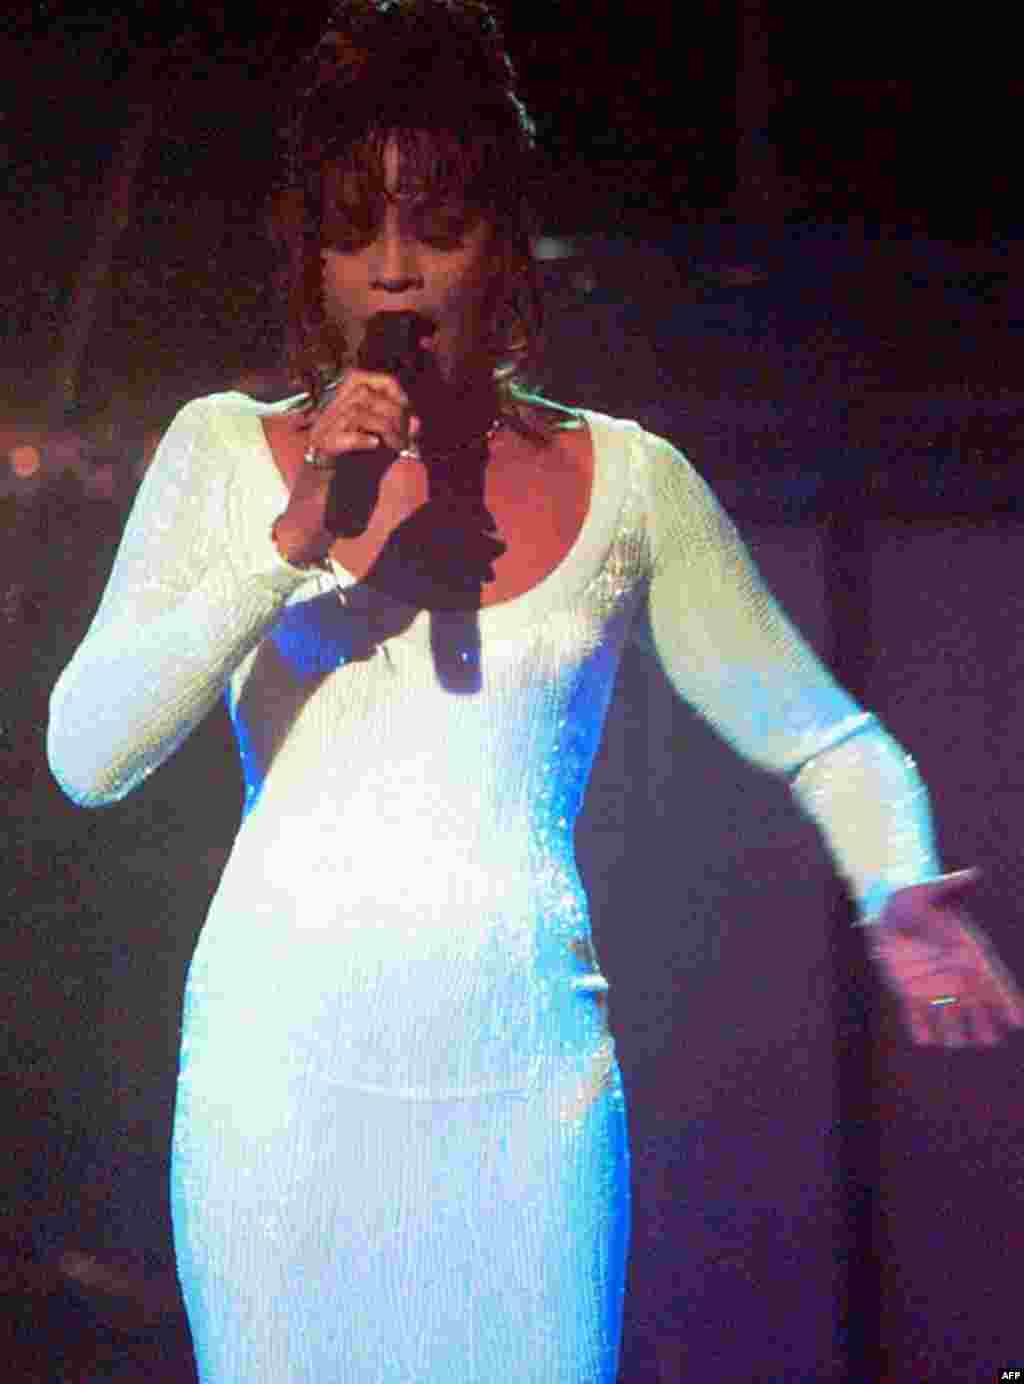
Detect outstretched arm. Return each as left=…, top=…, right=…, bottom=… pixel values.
left=635, top=434, right=1023, bottom=1044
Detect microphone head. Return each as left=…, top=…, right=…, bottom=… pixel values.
left=357, top=311, right=437, bottom=375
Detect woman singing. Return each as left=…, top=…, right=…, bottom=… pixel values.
left=47, top=2, right=1023, bottom=1380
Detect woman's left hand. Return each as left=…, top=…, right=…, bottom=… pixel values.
left=865, top=870, right=1024, bottom=1047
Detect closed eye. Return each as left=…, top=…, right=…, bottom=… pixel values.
left=323, top=202, right=479, bottom=254
left=324, top=229, right=467, bottom=254
left=414, top=205, right=478, bottom=248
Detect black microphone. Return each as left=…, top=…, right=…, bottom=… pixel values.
left=325, top=310, right=490, bottom=694
left=356, top=308, right=436, bottom=378
left=325, top=310, right=436, bottom=537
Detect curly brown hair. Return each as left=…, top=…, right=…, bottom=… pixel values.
left=269, top=0, right=553, bottom=438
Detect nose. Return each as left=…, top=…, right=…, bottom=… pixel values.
left=369, top=224, right=425, bottom=295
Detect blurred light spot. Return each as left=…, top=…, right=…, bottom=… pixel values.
left=9, top=445, right=41, bottom=478
left=531, top=235, right=578, bottom=262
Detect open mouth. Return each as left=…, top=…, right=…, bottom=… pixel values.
left=369, top=311, right=438, bottom=342
left=357, top=311, right=439, bottom=372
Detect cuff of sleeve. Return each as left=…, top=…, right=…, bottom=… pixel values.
left=851, top=871, right=948, bottom=926
left=852, top=880, right=898, bottom=926
left=788, top=718, right=944, bottom=926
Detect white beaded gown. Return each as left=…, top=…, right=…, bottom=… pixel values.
left=47, top=394, right=940, bottom=1383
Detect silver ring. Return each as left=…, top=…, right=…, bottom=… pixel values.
left=303, top=446, right=336, bottom=470
left=928, top=995, right=960, bottom=1008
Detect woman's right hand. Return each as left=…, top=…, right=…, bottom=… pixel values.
left=272, top=368, right=420, bottom=565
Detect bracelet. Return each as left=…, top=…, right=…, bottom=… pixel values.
left=270, top=515, right=329, bottom=572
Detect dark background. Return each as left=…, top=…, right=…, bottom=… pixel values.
left=2, top=3, right=1023, bottom=1380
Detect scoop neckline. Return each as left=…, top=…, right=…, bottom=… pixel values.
left=245, top=393, right=633, bottom=637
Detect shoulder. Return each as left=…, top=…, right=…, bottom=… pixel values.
left=620, top=421, right=705, bottom=492
left=154, top=390, right=302, bottom=463
left=185, top=388, right=305, bottom=431
left=505, top=390, right=592, bottom=451
left=511, top=396, right=708, bottom=494
left=570, top=414, right=726, bottom=536
left=509, top=393, right=647, bottom=459
left=170, top=389, right=306, bottom=427
left=138, top=392, right=279, bottom=501
left=562, top=407, right=702, bottom=485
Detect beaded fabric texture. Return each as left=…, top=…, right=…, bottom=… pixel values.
left=48, top=395, right=940, bottom=1382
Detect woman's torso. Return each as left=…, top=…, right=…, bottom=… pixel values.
left=188, top=397, right=650, bottom=1095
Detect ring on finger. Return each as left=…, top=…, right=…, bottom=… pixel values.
left=303, top=447, right=336, bottom=469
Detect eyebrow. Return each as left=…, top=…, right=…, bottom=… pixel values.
left=329, top=190, right=476, bottom=220
left=384, top=182, right=474, bottom=206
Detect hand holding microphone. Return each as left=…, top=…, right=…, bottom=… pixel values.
left=273, top=312, right=435, bottom=562
left=273, top=309, right=498, bottom=692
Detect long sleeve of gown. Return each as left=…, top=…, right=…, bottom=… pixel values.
left=638, top=434, right=941, bottom=921
left=47, top=397, right=307, bottom=807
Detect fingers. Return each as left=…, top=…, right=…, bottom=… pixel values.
left=966, top=1005, right=1002, bottom=1047
left=1004, top=992, right=1024, bottom=1027
left=905, top=1000, right=936, bottom=1046
left=992, top=984, right=1024, bottom=1035
left=934, top=1003, right=970, bottom=1048
left=344, top=368, right=410, bottom=405
left=886, top=948, right=1022, bottom=1046
left=309, top=370, right=419, bottom=457
left=907, top=993, right=1017, bottom=1048
left=963, top=944, right=1024, bottom=1035
left=905, top=999, right=971, bottom=1047
left=312, top=400, right=409, bottom=456
left=987, top=949, right=1024, bottom=1024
